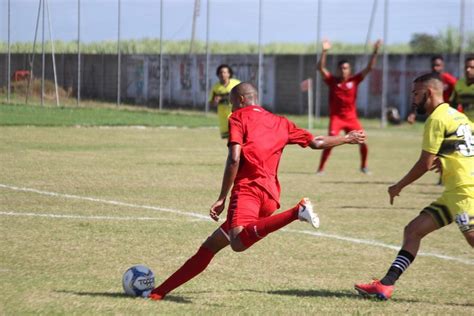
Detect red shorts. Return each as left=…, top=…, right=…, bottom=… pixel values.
left=328, top=116, right=363, bottom=136
left=219, top=183, right=278, bottom=239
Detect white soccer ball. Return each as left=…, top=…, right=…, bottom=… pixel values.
left=122, top=265, right=155, bottom=297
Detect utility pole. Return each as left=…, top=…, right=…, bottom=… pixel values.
left=189, top=0, right=200, bottom=54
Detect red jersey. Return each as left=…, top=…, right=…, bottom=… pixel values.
left=228, top=105, right=314, bottom=202
left=324, top=73, right=364, bottom=119
left=440, top=72, right=457, bottom=102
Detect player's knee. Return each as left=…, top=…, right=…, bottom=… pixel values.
left=403, top=224, right=424, bottom=241
left=202, top=231, right=229, bottom=254
left=464, top=232, right=474, bottom=248
left=229, top=240, right=247, bottom=252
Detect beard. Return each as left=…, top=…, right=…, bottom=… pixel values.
left=413, top=93, right=428, bottom=115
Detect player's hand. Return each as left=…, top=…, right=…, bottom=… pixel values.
left=345, top=130, right=366, bottom=144
left=388, top=184, right=402, bottom=205
left=407, top=113, right=416, bottom=124
left=212, top=96, right=221, bottom=107
left=210, top=198, right=225, bottom=221
left=322, top=39, right=331, bottom=52
left=373, top=39, right=382, bottom=52
left=430, top=157, right=442, bottom=173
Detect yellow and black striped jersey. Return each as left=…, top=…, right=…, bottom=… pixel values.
left=208, top=78, right=241, bottom=105
left=422, top=103, right=474, bottom=191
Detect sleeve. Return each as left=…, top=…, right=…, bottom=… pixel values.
left=422, top=118, right=445, bottom=155
left=228, top=114, right=244, bottom=146
left=323, top=72, right=334, bottom=85
left=445, top=73, right=457, bottom=86
left=287, top=120, right=314, bottom=147
left=352, top=72, right=365, bottom=85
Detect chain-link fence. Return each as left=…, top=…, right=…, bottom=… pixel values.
left=1, top=0, right=473, bottom=121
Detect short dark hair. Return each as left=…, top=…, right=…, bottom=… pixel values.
left=465, top=56, right=474, bottom=64
left=413, top=72, right=442, bottom=84
left=431, top=55, right=443, bottom=63
left=216, top=64, right=233, bottom=77
left=337, top=60, right=350, bottom=67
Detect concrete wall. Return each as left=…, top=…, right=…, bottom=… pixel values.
left=0, top=53, right=462, bottom=116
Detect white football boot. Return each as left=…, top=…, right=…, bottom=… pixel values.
left=297, top=198, right=320, bottom=229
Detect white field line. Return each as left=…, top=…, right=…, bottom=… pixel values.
left=0, top=211, right=180, bottom=222
left=0, top=184, right=209, bottom=221
left=1, top=183, right=473, bottom=266
left=284, top=229, right=474, bottom=266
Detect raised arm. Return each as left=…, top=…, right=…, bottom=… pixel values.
left=317, top=40, right=332, bottom=79
left=360, top=39, right=382, bottom=78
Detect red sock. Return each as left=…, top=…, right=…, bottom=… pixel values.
left=359, top=143, right=368, bottom=169
left=238, top=205, right=299, bottom=248
left=151, top=246, right=214, bottom=298
left=318, top=147, right=332, bottom=172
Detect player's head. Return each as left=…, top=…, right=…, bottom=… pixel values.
left=411, top=73, right=444, bottom=115
left=464, top=57, right=474, bottom=80
left=337, top=60, right=351, bottom=80
left=431, top=55, right=444, bottom=74
left=230, top=82, right=259, bottom=112
left=216, top=64, right=233, bottom=83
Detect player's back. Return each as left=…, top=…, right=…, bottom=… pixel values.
left=423, top=103, right=474, bottom=191
left=229, top=105, right=313, bottom=200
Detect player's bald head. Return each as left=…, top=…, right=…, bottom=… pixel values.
left=413, top=72, right=443, bottom=92
left=230, top=82, right=259, bottom=110
left=231, top=82, right=258, bottom=99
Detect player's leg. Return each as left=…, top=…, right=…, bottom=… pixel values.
left=344, top=119, right=369, bottom=173
left=355, top=211, right=441, bottom=300
left=228, top=191, right=318, bottom=252
left=463, top=231, right=474, bottom=247
left=317, top=117, right=341, bottom=173
left=217, top=104, right=232, bottom=139
left=149, top=226, right=229, bottom=300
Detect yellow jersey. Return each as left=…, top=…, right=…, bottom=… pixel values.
left=422, top=103, right=474, bottom=191
left=209, top=78, right=241, bottom=105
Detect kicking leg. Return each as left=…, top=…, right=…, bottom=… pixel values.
left=355, top=212, right=439, bottom=300
left=149, top=227, right=229, bottom=300
left=228, top=198, right=318, bottom=252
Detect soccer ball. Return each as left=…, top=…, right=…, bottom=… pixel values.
left=122, top=265, right=155, bottom=297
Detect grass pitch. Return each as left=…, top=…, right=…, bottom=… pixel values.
left=0, top=104, right=473, bottom=314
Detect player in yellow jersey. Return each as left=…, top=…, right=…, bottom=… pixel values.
left=355, top=73, right=474, bottom=300
left=209, top=64, right=241, bottom=138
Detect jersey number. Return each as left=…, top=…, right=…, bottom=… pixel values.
left=456, top=124, right=474, bottom=157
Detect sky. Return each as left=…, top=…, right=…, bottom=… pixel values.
left=0, top=0, right=472, bottom=45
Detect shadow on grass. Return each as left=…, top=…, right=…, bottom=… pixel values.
left=55, top=290, right=192, bottom=304
left=245, top=288, right=474, bottom=307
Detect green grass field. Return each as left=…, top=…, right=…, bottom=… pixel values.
left=0, top=103, right=473, bottom=314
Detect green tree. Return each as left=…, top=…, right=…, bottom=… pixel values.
left=409, top=33, right=440, bottom=53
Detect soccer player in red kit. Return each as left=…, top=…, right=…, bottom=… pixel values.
left=316, top=39, right=381, bottom=174
left=148, top=83, right=366, bottom=300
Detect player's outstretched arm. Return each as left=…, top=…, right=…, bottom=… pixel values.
left=308, top=130, right=366, bottom=150
left=317, top=39, right=331, bottom=79
left=210, top=143, right=241, bottom=221
left=388, top=150, right=437, bottom=204
left=361, top=39, right=382, bottom=78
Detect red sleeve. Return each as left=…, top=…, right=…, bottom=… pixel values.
left=287, top=120, right=314, bottom=147
left=443, top=73, right=457, bottom=86
left=228, top=114, right=244, bottom=146
left=323, top=72, right=335, bottom=85
left=352, top=72, right=365, bottom=85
